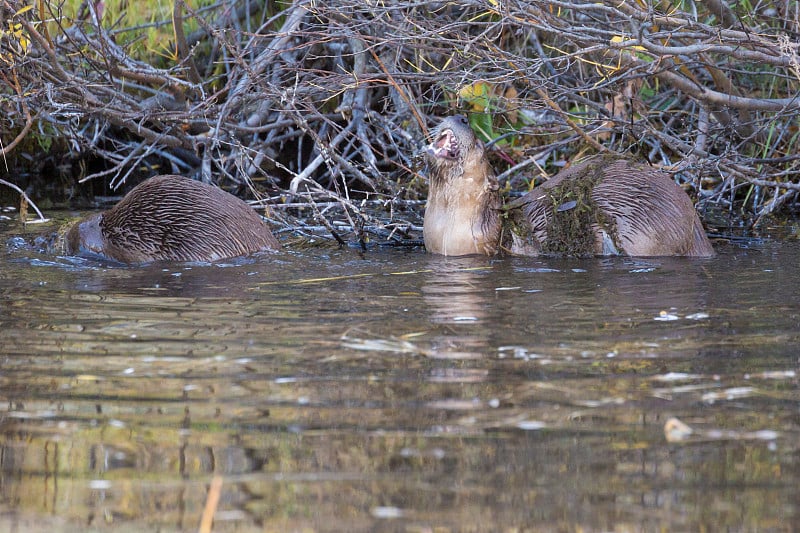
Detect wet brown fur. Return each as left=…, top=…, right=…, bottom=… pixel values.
left=516, top=156, right=714, bottom=257
left=65, top=174, right=281, bottom=263
left=423, top=115, right=501, bottom=256
left=424, top=115, right=714, bottom=258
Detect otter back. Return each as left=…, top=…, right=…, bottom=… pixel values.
left=514, top=156, right=714, bottom=257
left=65, top=174, right=281, bottom=263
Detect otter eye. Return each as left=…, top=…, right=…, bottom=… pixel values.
left=458, top=115, right=469, bottom=126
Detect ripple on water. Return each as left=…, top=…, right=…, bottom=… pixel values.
left=0, top=230, right=799, bottom=531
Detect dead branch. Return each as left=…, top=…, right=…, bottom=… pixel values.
left=1, top=0, right=799, bottom=233
left=0, top=179, right=47, bottom=222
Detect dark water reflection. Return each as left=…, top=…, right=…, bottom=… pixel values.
left=1, top=221, right=799, bottom=532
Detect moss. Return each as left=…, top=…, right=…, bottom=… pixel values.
left=541, top=157, right=620, bottom=256
left=502, top=155, right=623, bottom=257
left=500, top=201, right=539, bottom=255
left=36, top=220, right=75, bottom=256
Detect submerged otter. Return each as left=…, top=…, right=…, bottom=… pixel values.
left=64, top=174, right=280, bottom=263
left=423, top=115, right=714, bottom=257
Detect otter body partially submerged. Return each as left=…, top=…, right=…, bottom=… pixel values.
left=422, top=115, right=501, bottom=256
left=422, top=115, right=714, bottom=258
left=65, top=174, right=281, bottom=263
left=514, top=156, right=714, bottom=257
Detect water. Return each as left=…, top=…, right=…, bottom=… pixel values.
left=1, top=218, right=799, bottom=532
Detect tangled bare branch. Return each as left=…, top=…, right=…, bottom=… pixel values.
left=1, top=0, right=799, bottom=233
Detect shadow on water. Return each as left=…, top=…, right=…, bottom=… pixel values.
left=1, top=219, right=799, bottom=531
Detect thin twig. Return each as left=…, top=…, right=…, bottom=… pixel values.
left=0, top=179, right=48, bottom=222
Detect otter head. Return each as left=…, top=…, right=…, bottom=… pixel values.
left=425, top=115, right=486, bottom=182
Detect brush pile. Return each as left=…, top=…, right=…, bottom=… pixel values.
left=2, top=0, right=799, bottom=237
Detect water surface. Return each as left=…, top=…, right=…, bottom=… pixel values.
left=1, top=219, right=798, bottom=532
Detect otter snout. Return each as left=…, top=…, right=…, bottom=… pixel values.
left=425, top=115, right=477, bottom=163
left=426, top=128, right=460, bottom=160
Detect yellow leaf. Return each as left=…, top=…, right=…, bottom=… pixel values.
left=15, top=5, right=34, bottom=16
left=610, top=34, right=646, bottom=52
left=458, top=81, right=494, bottom=112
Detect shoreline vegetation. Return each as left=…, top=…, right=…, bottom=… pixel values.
left=1, top=0, right=799, bottom=246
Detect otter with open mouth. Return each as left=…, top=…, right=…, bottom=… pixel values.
left=422, top=115, right=502, bottom=256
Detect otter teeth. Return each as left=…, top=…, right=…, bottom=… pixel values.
left=427, top=129, right=459, bottom=160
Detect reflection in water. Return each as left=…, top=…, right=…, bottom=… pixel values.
left=0, top=226, right=799, bottom=531
left=421, top=258, right=492, bottom=324
left=421, top=256, right=495, bottom=360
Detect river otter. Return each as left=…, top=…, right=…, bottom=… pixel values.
left=423, top=115, right=502, bottom=255
left=423, top=115, right=714, bottom=257
left=64, top=174, right=281, bottom=263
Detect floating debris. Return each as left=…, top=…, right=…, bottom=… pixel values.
left=664, top=417, right=694, bottom=442
left=654, top=310, right=710, bottom=321
left=664, top=416, right=779, bottom=444
left=199, top=476, right=224, bottom=533
left=654, top=310, right=680, bottom=321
